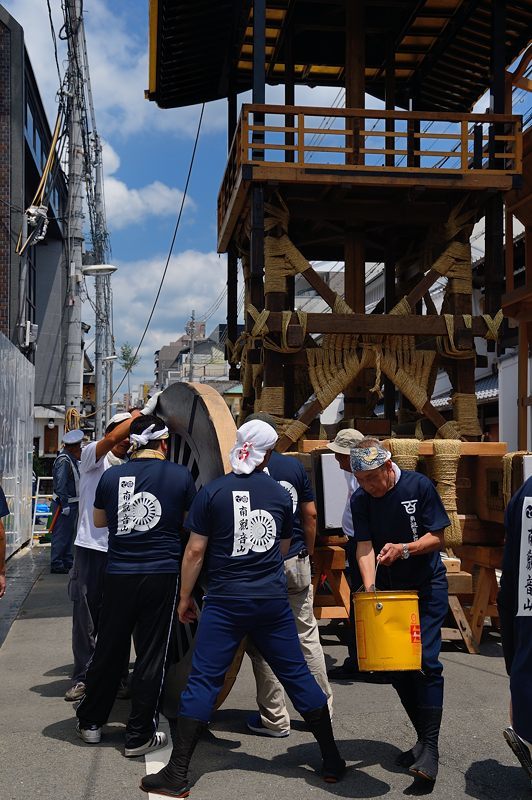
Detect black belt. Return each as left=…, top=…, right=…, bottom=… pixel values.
left=298, top=548, right=309, bottom=559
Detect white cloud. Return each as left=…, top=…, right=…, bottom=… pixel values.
left=3, top=0, right=226, bottom=139
left=103, top=177, right=193, bottom=230
left=106, top=249, right=233, bottom=386
left=101, top=139, right=121, bottom=176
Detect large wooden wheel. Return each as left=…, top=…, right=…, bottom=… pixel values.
left=157, top=382, right=242, bottom=716
left=158, top=381, right=236, bottom=487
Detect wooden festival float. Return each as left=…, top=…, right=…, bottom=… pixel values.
left=147, top=1, right=532, bottom=654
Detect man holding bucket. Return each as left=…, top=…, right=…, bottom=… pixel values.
left=350, top=438, right=449, bottom=784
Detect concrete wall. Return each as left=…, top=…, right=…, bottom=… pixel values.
left=498, top=352, right=522, bottom=451
left=34, top=238, right=66, bottom=405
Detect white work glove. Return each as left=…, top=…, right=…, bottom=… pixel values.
left=61, top=506, right=71, bottom=517
left=140, top=390, right=163, bottom=416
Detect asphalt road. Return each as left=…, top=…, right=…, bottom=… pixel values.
left=1, top=545, right=530, bottom=800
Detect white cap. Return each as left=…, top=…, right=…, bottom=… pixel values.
left=63, top=429, right=84, bottom=445
left=108, top=411, right=132, bottom=427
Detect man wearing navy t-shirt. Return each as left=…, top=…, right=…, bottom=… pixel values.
left=244, top=412, right=332, bottom=738
left=141, top=419, right=344, bottom=799
left=351, top=438, right=449, bottom=785
left=76, top=415, right=196, bottom=758
left=498, top=476, right=532, bottom=780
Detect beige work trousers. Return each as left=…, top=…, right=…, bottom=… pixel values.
left=247, top=554, right=333, bottom=734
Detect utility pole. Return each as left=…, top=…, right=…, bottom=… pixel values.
left=187, top=310, right=196, bottom=382
left=91, top=136, right=108, bottom=438
left=64, top=0, right=84, bottom=412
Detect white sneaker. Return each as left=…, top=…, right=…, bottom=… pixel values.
left=124, top=730, right=167, bottom=758
left=76, top=722, right=102, bottom=744
left=65, top=682, right=86, bottom=702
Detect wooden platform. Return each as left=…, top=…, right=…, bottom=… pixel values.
left=311, top=545, right=351, bottom=620
left=218, top=104, right=521, bottom=251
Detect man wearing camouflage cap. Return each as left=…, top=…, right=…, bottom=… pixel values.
left=350, top=438, right=450, bottom=785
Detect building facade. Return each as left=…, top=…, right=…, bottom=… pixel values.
left=0, top=6, right=69, bottom=461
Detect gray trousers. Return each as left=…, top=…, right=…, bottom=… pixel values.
left=68, top=545, right=108, bottom=684
left=247, top=554, right=333, bottom=734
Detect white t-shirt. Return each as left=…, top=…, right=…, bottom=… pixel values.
left=341, top=471, right=359, bottom=538
left=74, top=441, right=113, bottom=552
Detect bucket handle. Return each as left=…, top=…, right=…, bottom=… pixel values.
left=373, top=563, right=383, bottom=611
left=354, top=562, right=383, bottom=611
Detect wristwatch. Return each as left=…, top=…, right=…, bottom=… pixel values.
left=401, top=543, right=410, bottom=560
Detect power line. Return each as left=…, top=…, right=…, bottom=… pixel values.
left=110, top=103, right=206, bottom=402
left=46, top=0, right=63, bottom=92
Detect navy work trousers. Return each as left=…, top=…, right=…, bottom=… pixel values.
left=50, top=500, right=78, bottom=571
left=180, top=596, right=327, bottom=723
left=390, top=573, right=447, bottom=710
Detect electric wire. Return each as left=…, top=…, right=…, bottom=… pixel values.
left=109, top=103, right=206, bottom=403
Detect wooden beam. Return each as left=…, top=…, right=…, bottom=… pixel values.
left=226, top=246, right=239, bottom=380
left=344, top=229, right=366, bottom=418
left=384, top=240, right=396, bottom=420
left=491, top=0, right=506, bottom=115
left=345, top=0, right=364, bottom=167
left=518, top=321, right=529, bottom=450
left=266, top=311, right=492, bottom=337
left=249, top=186, right=265, bottom=316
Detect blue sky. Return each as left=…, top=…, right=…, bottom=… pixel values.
left=3, top=0, right=246, bottom=392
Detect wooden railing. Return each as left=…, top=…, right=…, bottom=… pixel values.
left=218, top=103, right=522, bottom=238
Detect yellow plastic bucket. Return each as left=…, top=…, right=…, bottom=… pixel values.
left=354, top=590, right=422, bottom=671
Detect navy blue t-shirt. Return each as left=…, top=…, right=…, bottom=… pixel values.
left=186, top=470, right=293, bottom=598
left=94, top=458, right=197, bottom=574
left=0, top=487, right=8, bottom=518
left=265, top=451, right=314, bottom=559
left=351, top=469, right=449, bottom=589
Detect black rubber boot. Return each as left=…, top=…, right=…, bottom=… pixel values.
left=395, top=703, right=423, bottom=768
left=409, top=707, right=442, bottom=782
left=302, top=705, right=346, bottom=783
left=140, top=715, right=206, bottom=797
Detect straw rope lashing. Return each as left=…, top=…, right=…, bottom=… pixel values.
left=389, top=296, right=412, bottom=317
left=443, top=195, right=476, bottom=241
left=432, top=241, right=472, bottom=278
left=333, top=294, right=354, bottom=315
left=306, top=346, right=370, bottom=410
left=482, top=310, right=503, bottom=341
left=379, top=347, right=436, bottom=412
left=282, top=419, right=310, bottom=444
left=502, top=451, right=532, bottom=507
left=388, top=439, right=421, bottom=471
left=426, top=439, right=463, bottom=547
left=436, top=420, right=462, bottom=439
left=452, top=393, right=482, bottom=438
left=257, top=386, right=285, bottom=417
left=437, top=314, right=476, bottom=359
left=264, top=193, right=290, bottom=232
left=445, top=243, right=472, bottom=295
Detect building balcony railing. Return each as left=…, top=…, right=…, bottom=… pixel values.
left=217, top=103, right=522, bottom=251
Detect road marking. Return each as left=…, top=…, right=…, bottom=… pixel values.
left=144, top=716, right=172, bottom=799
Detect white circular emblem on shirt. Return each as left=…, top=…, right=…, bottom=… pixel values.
left=279, top=480, right=298, bottom=513
left=248, top=509, right=276, bottom=552
left=129, top=492, right=162, bottom=532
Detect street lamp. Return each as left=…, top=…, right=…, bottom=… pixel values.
left=82, top=264, right=118, bottom=437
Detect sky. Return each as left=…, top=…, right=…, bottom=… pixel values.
left=3, top=1, right=531, bottom=398
left=3, top=0, right=342, bottom=396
